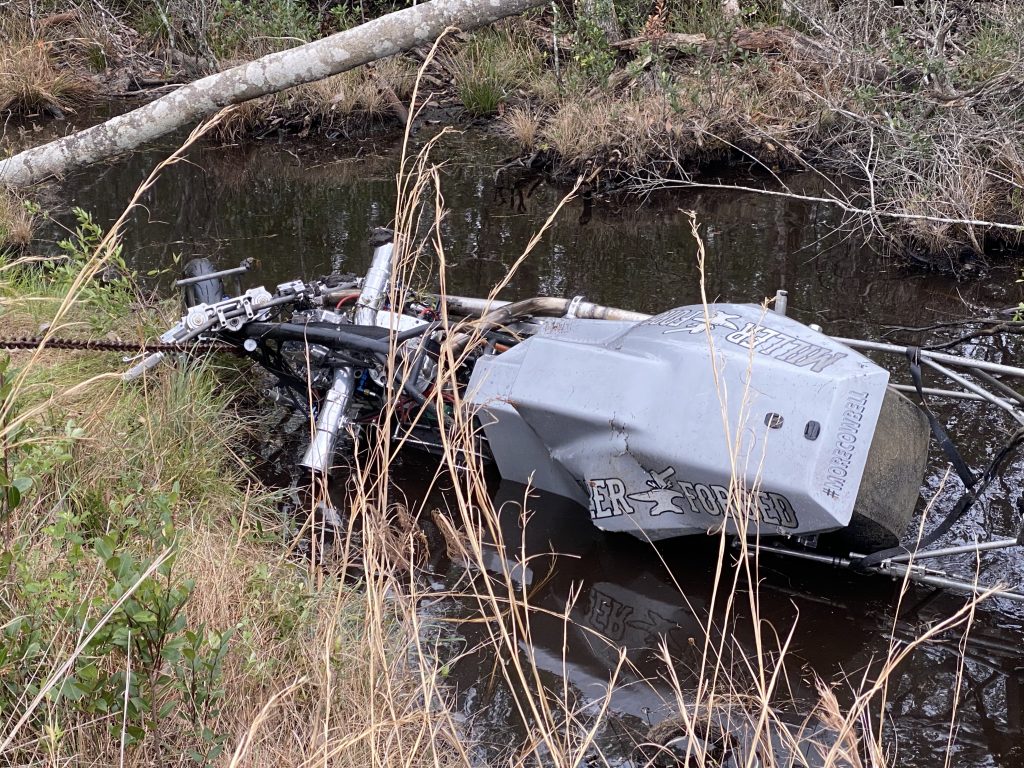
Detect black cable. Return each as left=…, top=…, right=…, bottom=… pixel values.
left=244, top=319, right=437, bottom=356
left=856, top=346, right=1024, bottom=568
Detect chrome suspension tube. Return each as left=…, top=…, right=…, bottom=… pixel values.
left=355, top=237, right=394, bottom=327
left=300, top=233, right=394, bottom=473
left=300, top=367, right=355, bottom=472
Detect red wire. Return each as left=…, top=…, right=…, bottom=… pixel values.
left=335, top=293, right=358, bottom=310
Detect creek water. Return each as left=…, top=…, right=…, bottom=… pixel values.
left=52, top=127, right=1024, bottom=767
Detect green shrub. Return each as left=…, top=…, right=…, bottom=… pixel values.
left=212, top=0, right=318, bottom=58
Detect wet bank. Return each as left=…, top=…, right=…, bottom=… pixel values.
left=45, top=128, right=1024, bottom=767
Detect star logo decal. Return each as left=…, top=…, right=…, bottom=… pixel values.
left=627, top=467, right=691, bottom=516
left=664, top=310, right=741, bottom=335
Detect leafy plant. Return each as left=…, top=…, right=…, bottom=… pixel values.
left=1, top=500, right=234, bottom=756
left=0, top=356, right=32, bottom=538
left=0, top=355, right=81, bottom=544
left=572, top=12, right=617, bottom=85
left=212, top=0, right=318, bottom=58
left=960, top=22, right=1017, bottom=83
left=48, top=207, right=134, bottom=327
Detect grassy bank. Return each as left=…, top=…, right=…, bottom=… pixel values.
left=0, top=222, right=465, bottom=765
left=486, top=0, right=1024, bottom=270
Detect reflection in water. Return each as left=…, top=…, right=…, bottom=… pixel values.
left=52, top=128, right=1024, bottom=767
left=54, top=129, right=1020, bottom=331
left=442, top=483, right=1024, bottom=767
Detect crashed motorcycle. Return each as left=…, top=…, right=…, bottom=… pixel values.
left=144, top=230, right=1024, bottom=602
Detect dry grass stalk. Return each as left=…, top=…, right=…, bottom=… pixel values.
left=0, top=31, right=92, bottom=117
left=0, top=108, right=235, bottom=441
left=0, top=189, right=35, bottom=251
left=501, top=105, right=542, bottom=149
left=392, top=201, right=998, bottom=767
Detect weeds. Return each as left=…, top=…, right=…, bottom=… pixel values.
left=0, top=190, right=34, bottom=253
left=0, top=113, right=460, bottom=767
left=0, top=34, right=91, bottom=118
left=211, top=0, right=319, bottom=59
left=441, top=25, right=544, bottom=117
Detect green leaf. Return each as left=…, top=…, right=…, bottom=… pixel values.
left=57, top=677, right=87, bottom=702
left=93, top=536, right=114, bottom=561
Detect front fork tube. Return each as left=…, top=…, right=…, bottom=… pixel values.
left=300, top=366, right=356, bottom=473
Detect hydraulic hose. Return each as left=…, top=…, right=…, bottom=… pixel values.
left=472, top=296, right=649, bottom=328
left=448, top=296, right=649, bottom=355
left=243, top=320, right=434, bottom=355
left=441, top=295, right=651, bottom=323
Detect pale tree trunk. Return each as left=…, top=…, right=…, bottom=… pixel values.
left=578, top=0, right=621, bottom=44
left=0, top=0, right=546, bottom=188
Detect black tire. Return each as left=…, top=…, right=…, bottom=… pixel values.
left=180, top=258, right=224, bottom=308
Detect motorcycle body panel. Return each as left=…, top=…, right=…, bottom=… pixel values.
left=467, top=304, right=896, bottom=540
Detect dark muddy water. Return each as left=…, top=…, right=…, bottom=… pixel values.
left=53, top=128, right=1024, bottom=766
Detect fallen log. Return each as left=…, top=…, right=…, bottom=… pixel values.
left=36, top=11, right=81, bottom=29
left=0, top=0, right=546, bottom=188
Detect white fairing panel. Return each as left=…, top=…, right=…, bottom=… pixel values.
left=467, top=304, right=890, bottom=540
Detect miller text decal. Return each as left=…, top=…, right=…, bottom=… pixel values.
left=645, top=308, right=847, bottom=373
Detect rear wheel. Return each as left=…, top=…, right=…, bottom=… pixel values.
left=180, top=258, right=224, bottom=308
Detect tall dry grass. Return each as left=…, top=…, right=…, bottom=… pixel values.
left=0, top=38, right=91, bottom=117
left=0, top=10, right=93, bottom=118
left=343, top=117, right=996, bottom=767
left=0, top=106, right=462, bottom=768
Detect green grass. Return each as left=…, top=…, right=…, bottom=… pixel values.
left=959, top=21, right=1019, bottom=82
left=443, top=25, right=544, bottom=117
left=0, top=229, right=459, bottom=766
